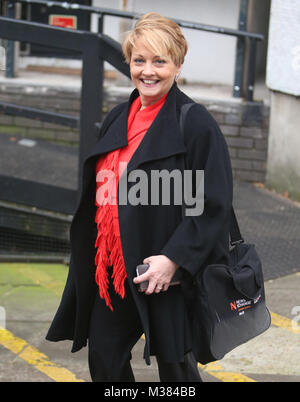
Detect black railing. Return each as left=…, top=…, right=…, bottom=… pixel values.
left=3, top=0, right=264, bottom=101
left=0, top=1, right=264, bottom=259
left=0, top=15, right=130, bottom=214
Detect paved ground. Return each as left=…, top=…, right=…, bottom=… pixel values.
left=0, top=179, right=300, bottom=383
left=0, top=264, right=299, bottom=383
left=0, top=72, right=299, bottom=384
left=0, top=134, right=78, bottom=190
left=1, top=131, right=300, bottom=281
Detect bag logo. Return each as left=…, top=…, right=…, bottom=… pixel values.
left=229, top=298, right=257, bottom=316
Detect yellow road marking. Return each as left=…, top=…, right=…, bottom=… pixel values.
left=0, top=326, right=84, bottom=382
left=271, top=311, right=300, bottom=334
left=142, top=308, right=300, bottom=382
left=1, top=263, right=298, bottom=382
left=196, top=308, right=300, bottom=382
left=0, top=308, right=298, bottom=383
left=142, top=334, right=256, bottom=382
left=198, top=361, right=256, bottom=382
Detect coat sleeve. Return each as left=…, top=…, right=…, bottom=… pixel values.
left=45, top=264, right=76, bottom=341
left=161, top=104, right=233, bottom=277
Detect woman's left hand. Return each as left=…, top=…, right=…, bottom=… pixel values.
left=133, top=255, right=179, bottom=295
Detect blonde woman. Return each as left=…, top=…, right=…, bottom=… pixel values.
left=46, top=12, right=233, bottom=382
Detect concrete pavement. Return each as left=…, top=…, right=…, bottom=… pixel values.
left=0, top=266, right=299, bottom=382
left=0, top=70, right=299, bottom=382
left=0, top=178, right=300, bottom=382
left=1, top=126, right=300, bottom=281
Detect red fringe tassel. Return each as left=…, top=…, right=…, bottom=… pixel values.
left=94, top=149, right=127, bottom=311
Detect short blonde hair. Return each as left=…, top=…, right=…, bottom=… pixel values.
left=122, top=12, right=188, bottom=66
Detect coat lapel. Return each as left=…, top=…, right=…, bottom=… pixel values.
left=126, top=84, right=187, bottom=174
left=88, top=104, right=129, bottom=158
left=76, top=84, right=188, bottom=215
left=87, top=83, right=187, bottom=173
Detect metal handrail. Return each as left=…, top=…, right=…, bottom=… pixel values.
left=0, top=15, right=129, bottom=198
left=3, top=0, right=264, bottom=100
left=13, top=0, right=264, bottom=41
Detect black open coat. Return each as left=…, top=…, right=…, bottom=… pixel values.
left=46, top=83, right=233, bottom=364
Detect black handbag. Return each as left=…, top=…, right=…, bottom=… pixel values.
left=179, top=104, right=271, bottom=364
left=191, top=208, right=271, bottom=364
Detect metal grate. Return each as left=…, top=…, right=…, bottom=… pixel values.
left=0, top=226, right=70, bottom=255
left=0, top=204, right=71, bottom=261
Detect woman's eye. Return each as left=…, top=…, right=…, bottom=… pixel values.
left=134, top=58, right=144, bottom=64
left=155, top=59, right=166, bottom=65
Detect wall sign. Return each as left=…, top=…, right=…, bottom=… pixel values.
left=49, top=15, right=77, bottom=29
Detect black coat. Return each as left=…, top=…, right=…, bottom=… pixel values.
left=46, top=83, right=233, bottom=364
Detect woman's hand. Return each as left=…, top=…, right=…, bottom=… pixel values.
left=133, top=255, right=179, bottom=295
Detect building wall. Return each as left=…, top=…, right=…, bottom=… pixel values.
left=17, top=1, right=270, bottom=89
left=265, top=0, right=300, bottom=201
left=0, top=82, right=269, bottom=183
left=266, top=92, right=300, bottom=200
left=92, top=0, right=240, bottom=85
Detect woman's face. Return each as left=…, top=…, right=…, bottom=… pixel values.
left=130, top=38, right=181, bottom=109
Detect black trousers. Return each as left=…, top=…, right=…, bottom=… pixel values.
left=88, top=280, right=202, bottom=382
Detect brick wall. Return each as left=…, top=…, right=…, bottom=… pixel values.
left=0, top=83, right=80, bottom=145
left=0, top=83, right=269, bottom=183
left=202, top=98, right=269, bottom=183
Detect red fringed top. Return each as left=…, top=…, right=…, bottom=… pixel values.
left=94, top=93, right=168, bottom=310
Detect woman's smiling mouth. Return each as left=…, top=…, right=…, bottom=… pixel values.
left=140, top=79, right=160, bottom=86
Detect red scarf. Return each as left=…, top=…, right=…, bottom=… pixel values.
left=94, top=93, right=167, bottom=310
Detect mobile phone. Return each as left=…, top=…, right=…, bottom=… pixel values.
left=135, top=263, right=181, bottom=292
left=136, top=264, right=150, bottom=292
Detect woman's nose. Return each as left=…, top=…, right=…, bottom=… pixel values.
left=142, top=61, right=155, bottom=76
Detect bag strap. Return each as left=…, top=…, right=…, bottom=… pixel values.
left=229, top=207, right=244, bottom=246
left=179, top=103, right=244, bottom=247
